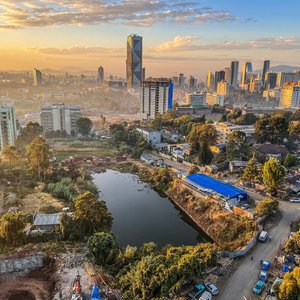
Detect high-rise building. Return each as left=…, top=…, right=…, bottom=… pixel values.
left=97, top=66, right=104, bottom=85
left=126, top=34, right=143, bottom=90
left=41, top=103, right=82, bottom=134
left=185, top=92, right=206, bottom=108
left=217, top=81, right=229, bottom=96
left=241, top=62, right=253, bottom=89
left=141, top=78, right=173, bottom=119
left=265, top=72, right=277, bottom=89
left=33, top=68, right=42, bottom=86
left=189, top=75, right=196, bottom=89
left=206, top=92, right=225, bottom=106
left=262, top=60, right=270, bottom=87
left=277, top=72, right=296, bottom=87
left=214, top=70, right=225, bottom=90
left=206, top=72, right=215, bottom=90
left=249, top=76, right=262, bottom=93
left=280, top=82, right=300, bottom=108
left=230, top=61, right=239, bottom=88
left=224, top=68, right=232, bottom=84
left=142, top=68, right=146, bottom=81
left=0, top=106, right=17, bottom=151
left=178, top=73, right=185, bottom=89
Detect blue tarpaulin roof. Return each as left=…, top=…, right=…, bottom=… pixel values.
left=186, top=174, right=247, bottom=200
left=91, top=284, right=102, bottom=300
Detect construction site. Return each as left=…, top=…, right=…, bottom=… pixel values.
left=0, top=252, right=121, bottom=300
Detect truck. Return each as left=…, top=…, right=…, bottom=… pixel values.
left=258, top=231, right=268, bottom=242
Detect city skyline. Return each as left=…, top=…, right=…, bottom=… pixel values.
left=0, top=0, right=299, bottom=77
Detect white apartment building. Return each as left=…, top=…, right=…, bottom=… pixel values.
left=280, top=82, right=300, bottom=108
left=0, top=106, right=17, bottom=151
left=206, top=92, right=225, bottom=106
left=41, top=103, right=81, bottom=134
left=136, top=127, right=161, bottom=145
left=214, top=122, right=255, bottom=143
left=185, top=92, right=206, bottom=108
left=140, top=78, right=173, bottom=119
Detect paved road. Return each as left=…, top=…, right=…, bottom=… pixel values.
left=218, top=201, right=300, bottom=300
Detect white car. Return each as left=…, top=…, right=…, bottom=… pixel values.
left=199, top=291, right=212, bottom=300
left=205, top=282, right=219, bottom=295
left=241, top=204, right=250, bottom=210
left=290, top=198, right=300, bottom=203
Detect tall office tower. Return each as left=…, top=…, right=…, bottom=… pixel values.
left=178, top=73, right=185, bottom=89
left=140, top=78, right=174, bottom=119
left=277, top=72, right=296, bottom=87
left=249, top=76, right=262, bottom=93
left=230, top=61, right=239, bottom=88
left=126, top=34, right=143, bottom=90
left=41, top=103, right=81, bottom=134
left=241, top=62, right=253, bottom=88
left=142, top=68, right=146, bottom=81
left=224, top=68, right=232, bottom=84
left=214, top=70, right=225, bottom=90
left=0, top=106, right=17, bottom=151
left=262, top=60, right=270, bottom=87
left=265, top=72, right=277, bottom=89
left=189, top=75, right=196, bottom=89
left=172, top=76, right=179, bottom=86
left=33, top=68, right=42, bottom=86
left=97, top=66, right=104, bottom=85
left=206, top=72, right=215, bottom=90
left=217, top=81, right=229, bottom=96
left=280, top=82, right=300, bottom=108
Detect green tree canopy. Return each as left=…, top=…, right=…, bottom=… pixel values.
left=26, top=137, right=51, bottom=180
left=278, top=267, right=300, bottom=300
left=226, top=131, right=249, bottom=161
left=16, top=122, right=43, bottom=148
left=262, top=157, right=285, bottom=192
left=288, top=121, right=300, bottom=141
left=285, top=231, right=300, bottom=254
left=242, top=155, right=261, bottom=183
left=1, top=146, right=22, bottom=166
left=76, top=117, right=93, bottom=136
left=255, top=197, right=279, bottom=217
left=88, top=232, right=119, bottom=266
left=284, top=154, right=298, bottom=168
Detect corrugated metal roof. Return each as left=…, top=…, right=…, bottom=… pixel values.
left=33, top=213, right=61, bottom=226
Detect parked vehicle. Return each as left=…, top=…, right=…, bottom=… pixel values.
left=258, top=231, right=268, bottom=242
left=205, top=282, right=219, bottom=295
left=261, top=260, right=271, bottom=270
left=290, top=197, right=300, bottom=203
left=270, top=277, right=284, bottom=296
left=199, top=291, right=212, bottom=300
left=241, top=203, right=250, bottom=210
left=253, top=280, right=265, bottom=295
left=259, top=270, right=268, bottom=281
left=188, top=284, right=205, bottom=299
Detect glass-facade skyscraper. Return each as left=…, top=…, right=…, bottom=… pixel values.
left=230, top=61, right=239, bottom=88
left=241, top=62, right=253, bottom=87
left=126, top=34, right=143, bottom=90
left=262, top=60, right=270, bottom=87
left=33, top=68, right=42, bottom=86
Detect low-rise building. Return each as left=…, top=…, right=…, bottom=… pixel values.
left=280, top=81, right=300, bottom=108
left=33, top=213, right=62, bottom=231
left=185, top=92, right=206, bottom=108
left=229, top=160, right=248, bottom=173
left=210, top=143, right=226, bottom=154
left=136, top=127, right=161, bottom=145
left=206, top=92, right=225, bottom=106
left=253, top=143, right=289, bottom=161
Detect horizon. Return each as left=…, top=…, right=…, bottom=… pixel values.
left=0, top=0, right=299, bottom=78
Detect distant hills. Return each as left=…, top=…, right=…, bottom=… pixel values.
left=254, top=65, right=300, bottom=73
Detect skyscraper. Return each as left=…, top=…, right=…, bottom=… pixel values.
left=280, top=82, right=300, bottom=108
left=224, top=68, right=232, bottom=83
left=214, top=70, right=225, bottom=90
left=33, top=68, right=42, bottom=86
left=141, top=78, right=173, bottom=119
left=241, top=62, right=253, bottom=88
left=97, top=66, right=104, bottom=85
left=262, top=60, right=270, bottom=87
left=189, top=75, right=196, bottom=89
left=265, top=72, right=277, bottom=89
left=206, top=72, right=215, bottom=90
left=230, top=61, right=239, bottom=88
left=126, top=34, right=143, bottom=90
left=178, top=73, right=185, bottom=89
left=0, top=106, right=17, bottom=151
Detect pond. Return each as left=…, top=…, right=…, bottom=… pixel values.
left=93, top=170, right=208, bottom=248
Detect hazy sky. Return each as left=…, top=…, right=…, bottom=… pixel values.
left=0, top=0, right=299, bottom=78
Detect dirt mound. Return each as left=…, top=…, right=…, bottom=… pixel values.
left=7, top=290, right=36, bottom=300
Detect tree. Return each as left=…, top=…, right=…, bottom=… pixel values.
left=88, top=232, right=119, bottom=266
left=76, top=117, right=93, bottom=136
left=233, top=113, right=258, bottom=125
left=255, top=197, right=279, bottom=217
left=26, top=137, right=51, bottom=180
left=288, top=121, right=300, bottom=141
left=254, top=117, right=288, bottom=144
left=74, top=191, right=112, bottom=236
left=284, top=154, right=298, bottom=168
left=226, top=131, right=248, bottom=161
left=1, top=146, right=21, bottom=166
left=242, top=155, right=261, bottom=183
left=199, top=141, right=213, bottom=165
left=285, top=231, right=300, bottom=254
left=0, top=212, right=28, bottom=246
left=278, top=267, right=300, bottom=300
left=16, top=122, right=43, bottom=147
left=262, top=157, right=285, bottom=192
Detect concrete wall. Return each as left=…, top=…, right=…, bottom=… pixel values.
left=0, top=255, right=44, bottom=274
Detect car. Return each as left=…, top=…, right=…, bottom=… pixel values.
left=259, top=270, right=268, bottom=281
left=205, top=282, right=219, bottom=295
left=199, top=291, right=212, bottom=300
left=261, top=260, right=271, bottom=270
left=290, top=198, right=300, bottom=203
left=241, top=203, right=250, bottom=210
left=253, top=280, right=265, bottom=295
left=188, top=284, right=205, bottom=299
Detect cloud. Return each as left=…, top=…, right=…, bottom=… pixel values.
left=0, top=0, right=252, bottom=29
left=152, top=35, right=300, bottom=52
